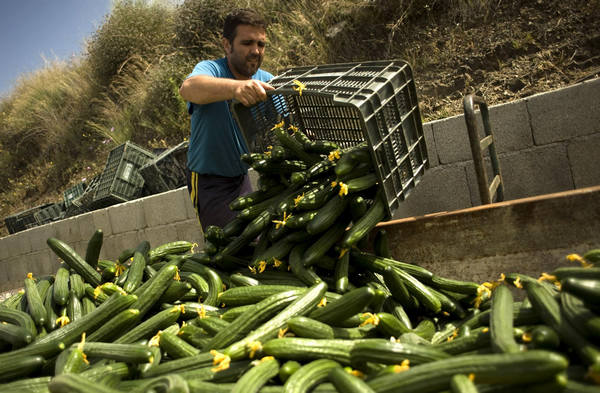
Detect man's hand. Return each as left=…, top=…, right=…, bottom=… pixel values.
left=233, top=80, right=274, bottom=107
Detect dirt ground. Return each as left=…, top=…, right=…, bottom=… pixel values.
left=409, top=1, right=599, bottom=121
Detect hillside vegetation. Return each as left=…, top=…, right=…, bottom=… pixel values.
left=1, top=0, right=598, bottom=236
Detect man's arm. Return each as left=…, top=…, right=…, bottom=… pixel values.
left=179, top=75, right=274, bottom=107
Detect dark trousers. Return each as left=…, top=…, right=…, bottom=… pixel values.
left=186, top=169, right=253, bottom=232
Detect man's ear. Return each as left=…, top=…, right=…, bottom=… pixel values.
left=222, top=37, right=231, bottom=54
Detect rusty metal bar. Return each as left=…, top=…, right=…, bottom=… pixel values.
left=463, top=94, right=504, bottom=204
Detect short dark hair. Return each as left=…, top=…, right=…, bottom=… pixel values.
left=222, top=8, right=267, bottom=42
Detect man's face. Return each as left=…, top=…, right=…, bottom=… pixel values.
left=224, top=24, right=266, bottom=79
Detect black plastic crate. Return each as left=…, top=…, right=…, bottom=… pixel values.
left=34, top=202, right=65, bottom=225
left=232, top=59, right=429, bottom=218
left=63, top=182, right=86, bottom=210
left=140, top=140, right=188, bottom=195
left=91, top=141, right=155, bottom=209
left=4, top=203, right=54, bottom=234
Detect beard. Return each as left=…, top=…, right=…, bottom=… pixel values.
left=229, top=50, right=262, bottom=78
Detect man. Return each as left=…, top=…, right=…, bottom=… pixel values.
left=179, top=8, right=274, bottom=231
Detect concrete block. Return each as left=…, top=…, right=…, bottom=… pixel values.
left=392, top=165, right=473, bottom=219
left=528, top=78, right=600, bottom=145
left=53, top=216, right=80, bottom=245
left=142, top=189, right=188, bottom=228
left=421, top=122, right=439, bottom=167
left=91, top=209, right=112, bottom=236
left=430, top=115, right=471, bottom=164
left=102, top=231, right=142, bottom=261
left=142, top=225, right=179, bottom=251
left=174, top=220, right=204, bottom=247
left=466, top=144, right=574, bottom=202
left=181, top=188, right=197, bottom=221
left=567, top=133, right=600, bottom=189
left=29, top=223, right=57, bottom=253
left=0, top=234, right=18, bottom=260
left=76, top=211, right=97, bottom=242
left=38, top=249, right=61, bottom=276
left=10, top=230, right=33, bottom=256
left=6, top=254, right=29, bottom=284
left=108, top=200, right=146, bottom=235
left=0, top=258, right=10, bottom=288
left=27, top=250, right=54, bottom=277
left=487, top=99, right=534, bottom=153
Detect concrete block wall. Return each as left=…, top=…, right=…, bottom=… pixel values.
left=393, top=76, right=600, bottom=219
left=1, top=77, right=598, bottom=292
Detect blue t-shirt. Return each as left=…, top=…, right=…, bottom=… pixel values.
left=185, top=57, right=273, bottom=177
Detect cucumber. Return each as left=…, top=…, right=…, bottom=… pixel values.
left=230, top=185, right=287, bottom=211
left=206, top=289, right=305, bottom=351
left=524, top=280, right=600, bottom=365
left=0, top=307, right=37, bottom=338
left=367, top=350, right=568, bottom=392
left=47, top=238, right=101, bottom=287
left=560, top=291, right=600, bottom=342
left=225, top=281, right=328, bottom=360
left=334, top=251, right=350, bottom=294
left=490, top=284, right=520, bottom=353
left=283, top=358, right=340, bottom=393
left=148, top=241, right=194, bottom=263
left=287, top=316, right=335, bottom=339
left=66, top=291, right=82, bottom=323
left=77, top=342, right=153, bottom=363
left=279, top=360, right=302, bottom=384
left=26, top=293, right=137, bottom=358
left=24, top=274, right=46, bottom=327
left=306, top=194, right=349, bottom=235
left=218, top=285, right=300, bottom=307
left=308, top=286, right=375, bottom=325
left=180, top=261, right=222, bottom=306
left=450, top=374, right=477, bottom=393
left=341, top=192, right=386, bottom=248
left=272, top=124, right=320, bottom=165
left=53, top=267, right=70, bottom=306
left=0, top=322, right=34, bottom=348
left=159, top=330, right=200, bottom=359
left=375, top=312, right=411, bottom=337
left=114, top=306, right=182, bottom=344
left=48, top=373, right=122, bottom=393
left=192, top=315, right=231, bottom=336
left=84, top=229, right=103, bottom=269
left=122, top=242, right=149, bottom=293
left=350, top=251, right=434, bottom=282
left=289, top=244, right=322, bottom=286
left=561, top=277, right=600, bottom=304
left=86, top=308, right=140, bottom=342
left=351, top=339, right=449, bottom=366
left=303, top=218, right=349, bottom=266
left=264, top=337, right=359, bottom=365
left=329, top=366, right=376, bottom=393
left=231, top=356, right=279, bottom=393
left=130, top=263, right=179, bottom=317
left=69, top=274, right=85, bottom=299
left=0, top=355, right=45, bottom=383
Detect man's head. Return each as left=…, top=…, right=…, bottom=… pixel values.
left=222, top=8, right=267, bottom=79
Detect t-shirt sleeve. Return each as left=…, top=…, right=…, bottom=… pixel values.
left=186, top=60, right=222, bottom=114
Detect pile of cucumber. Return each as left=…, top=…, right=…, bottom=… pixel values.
left=1, top=125, right=600, bottom=392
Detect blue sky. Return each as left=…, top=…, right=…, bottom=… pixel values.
left=0, top=0, right=112, bottom=97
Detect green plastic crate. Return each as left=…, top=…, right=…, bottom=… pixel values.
left=231, top=59, right=429, bottom=218
left=91, top=141, right=155, bottom=209
left=34, top=203, right=65, bottom=225
left=63, top=182, right=86, bottom=210
left=140, top=140, right=188, bottom=195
